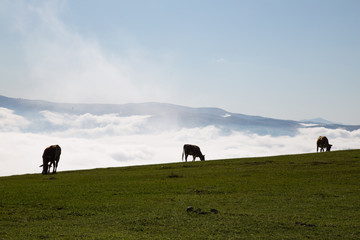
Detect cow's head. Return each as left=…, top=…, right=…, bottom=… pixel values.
left=326, top=144, right=332, bottom=152
left=41, top=162, right=49, bottom=175
left=200, top=155, right=205, bottom=161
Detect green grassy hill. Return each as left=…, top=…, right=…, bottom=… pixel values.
left=1, top=150, right=360, bottom=239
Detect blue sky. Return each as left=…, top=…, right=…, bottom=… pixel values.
left=1, top=0, right=359, bottom=124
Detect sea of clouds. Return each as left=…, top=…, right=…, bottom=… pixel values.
left=1, top=107, right=360, bottom=177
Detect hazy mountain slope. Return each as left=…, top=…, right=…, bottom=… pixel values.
left=1, top=95, right=359, bottom=135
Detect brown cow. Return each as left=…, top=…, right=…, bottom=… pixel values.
left=40, top=145, right=61, bottom=174
left=182, top=144, right=205, bottom=162
left=316, top=136, right=332, bottom=152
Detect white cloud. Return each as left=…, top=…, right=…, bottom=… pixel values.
left=40, top=111, right=151, bottom=136
left=23, top=23, right=138, bottom=103
left=1, top=110, right=360, bottom=177
left=0, top=108, right=30, bottom=131
left=1, top=1, right=176, bottom=104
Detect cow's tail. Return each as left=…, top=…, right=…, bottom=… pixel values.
left=182, top=149, right=184, bottom=161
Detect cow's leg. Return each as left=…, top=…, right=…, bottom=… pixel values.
left=47, top=162, right=51, bottom=173
left=185, top=154, right=188, bottom=162
left=53, top=161, right=58, bottom=173
left=192, top=156, right=195, bottom=162
left=49, top=160, right=55, bottom=173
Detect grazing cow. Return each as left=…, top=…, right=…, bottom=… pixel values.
left=316, top=136, right=332, bottom=152
left=182, top=144, right=205, bottom=162
left=40, top=145, right=61, bottom=174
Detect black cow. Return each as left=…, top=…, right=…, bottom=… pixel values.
left=40, top=145, right=61, bottom=174
left=182, top=144, right=205, bottom=162
left=316, top=136, right=332, bottom=152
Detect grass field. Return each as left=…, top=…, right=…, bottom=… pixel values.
left=1, top=150, right=360, bottom=239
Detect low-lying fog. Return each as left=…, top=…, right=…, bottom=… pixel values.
left=1, top=107, right=359, bottom=177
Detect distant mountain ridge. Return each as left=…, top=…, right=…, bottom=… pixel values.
left=1, top=95, right=359, bottom=136
left=301, top=117, right=340, bottom=125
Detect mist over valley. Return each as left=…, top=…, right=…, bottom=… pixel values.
left=1, top=95, right=360, bottom=177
